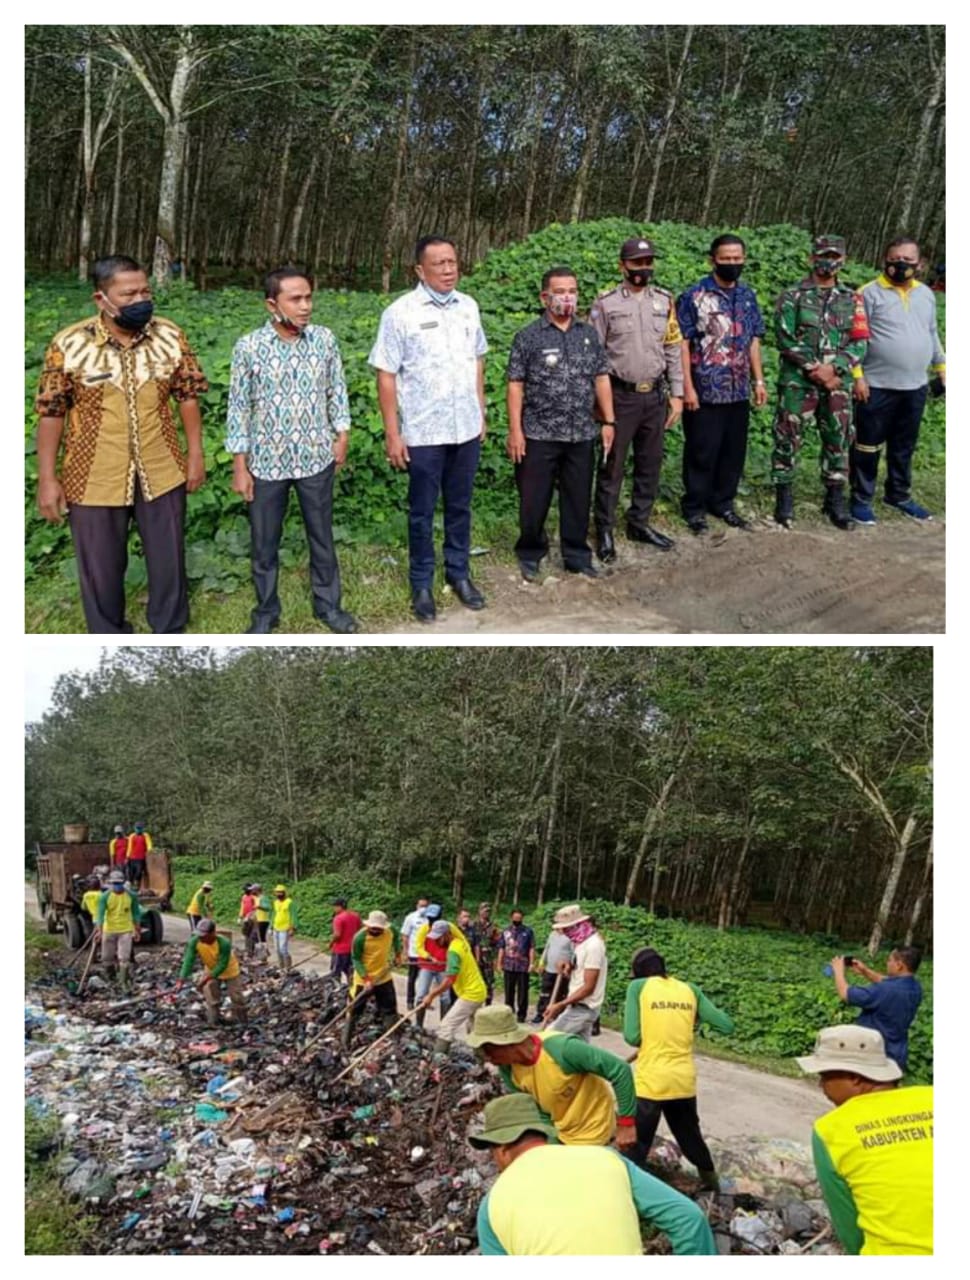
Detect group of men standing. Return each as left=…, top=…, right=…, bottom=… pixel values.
left=34, top=229, right=943, bottom=632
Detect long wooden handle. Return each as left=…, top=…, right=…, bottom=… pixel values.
left=77, top=936, right=98, bottom=992
left=299, top=988, right=370, bottom=1058
left=331, top=1006, right=421, bottom=1085
left=64, top=929, right=98, bottom=971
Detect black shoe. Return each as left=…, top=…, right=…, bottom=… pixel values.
left=318, top=608, right=359, bottom=634
left=246, top=615, right=279, bottom=634
left=686, top=516, right=708, bottom=535
left=411, top=588, right=436, bottom=622
left=774, top=484, right=794, bottom=528
left=566, top=563, right=599, bottom=579
left=627, top=523, right=674, bottom=551
left=447, top=577, right=486, bottom=610
left=596, top=529, right=616, bottom=563
left=519, top=560, right=541, bottom=583
left=715, top=509, right=751, bottom=531
left=822, top=484, right=855, bottom=531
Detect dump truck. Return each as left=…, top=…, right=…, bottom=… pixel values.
left=35, top=837, right=173, bottom=949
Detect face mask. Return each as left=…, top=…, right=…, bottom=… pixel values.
left=545, top=292, right=577, bottom=318
left=112, top=886, right=124, bottom=893
left=885, top=260, right=916, bottom=284
left=272, top=307, right=306, bottom=332
left=624, top=267, right=653, bottom=288
left=421, top=282, right=455, bottom=305
left=105, top=299, right=154, bottom=331
left=714, top=263, right=744, bottom=283
left=813, top=260, right=841, bottom=278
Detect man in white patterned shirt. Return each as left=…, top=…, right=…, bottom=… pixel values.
left=369, top=236, right=489, bottom=623
left=226, top=267, right=358, bottom=634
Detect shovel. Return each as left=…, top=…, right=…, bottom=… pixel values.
left=331, top=1005, right=422, bottom=1085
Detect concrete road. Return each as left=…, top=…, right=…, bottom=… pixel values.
left=25, top=886, right=823, bottom=1145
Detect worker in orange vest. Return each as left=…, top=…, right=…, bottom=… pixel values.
left=109, top=825, right=128, bottom=869
left=125, top=821, right=153, bottom=889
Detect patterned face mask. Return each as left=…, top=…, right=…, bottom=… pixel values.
left=563, top=920, right=596, bottom=945
left=545, top=292, right=578, bottom=318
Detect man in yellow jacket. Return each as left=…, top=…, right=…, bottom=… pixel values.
left=344, top=910, right=402, bottom=1047
left=176, top=918, right=247, bottom=1026
left=796, top=1025, right=932, bottom=1254
left=419, top=920, right=487, bottom=1047
left=94, top=869, right=143, bottom=991
left=271, top=883, right=300, bottom=971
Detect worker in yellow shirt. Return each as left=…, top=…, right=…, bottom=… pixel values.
left=469, top=1094, right=717, bottom=1256
left=251, top=883, right=271, bottom=958
left=186, top=881, right=214, bottom=932
left=466, top=1004, right=638, bottom=1148
left=271, top=883, right=300, bottom=971
left=796, top=1025, right=932, bottom=1255
left=419, top=920, right=487, bottom=1046
left=622, top=947, right=734, bottom=1190
left=80, top=876, right=102, bottom=930
left=344, top=910, right=402, bottom=1047
left=94, top=869, right=143, bottom=991
left=175, top=918, right=247, bottom=1026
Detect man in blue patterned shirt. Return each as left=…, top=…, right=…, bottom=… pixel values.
left=226, top=267, right=358, bottom=634
left=676, top=235, right=767, bottom=535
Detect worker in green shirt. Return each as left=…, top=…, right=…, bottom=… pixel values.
left=94, top=869, right=143, bottom=991
left=344, top=909, right=402, bottom=1047
left=469, top=1094, right=717, bottom=1256
left=796, top=1025, right=932, bottom=1255
left=466, top=1004, right=638, bottom=1149
left=187, top=881, right=214, bottom=932
left=623, top=947, right=734, bottom=1189
left=271, top=883, right=300, bottom=971
left=175, top=918, right=247, bottom=1026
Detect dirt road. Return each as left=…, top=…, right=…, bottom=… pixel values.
left=27, top=887, right=824, bottom=1147
left=392, top=517, right=944, bottom=634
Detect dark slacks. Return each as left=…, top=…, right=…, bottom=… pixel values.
left=535, top=968, right=566, bottom=1019
left=681, top=400, right=749, bottom=519
left=594, top=386, right=665, bottom=531
left=851, top=385, right=928, bottom=505
left=503, top=969, right=531, bottom=1022
left=250, top=466, right=342, bottom=626
left=329, top=952, right=352, bottom=982
left=407, top=438, right=481, bottom=590
left=346, top=976, right=398, bottom=1040
left=628, top=1095, right=715, bottom=1173
left=67, top=482, right=187, bottom=634
left=125, top=859, right=146, bottom=888
left=406, top=960, right=420, bottom=1009
left=514, top=438, right=594, bottom=570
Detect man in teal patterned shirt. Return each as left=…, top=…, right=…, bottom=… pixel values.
left=226, top=267, right=358, bottom=634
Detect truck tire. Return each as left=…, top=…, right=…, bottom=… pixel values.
left=46, top=912, right=59, bottom=935
left=143, top=910, right=163, bottom=945
left=63, top=913, right=85, bottom=950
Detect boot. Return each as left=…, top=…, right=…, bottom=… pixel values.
left=104, top=963, right=117, bottom=984
left=414, top=1006, right=427, bottom=1031
left=774, top=484, right=794, bottom=528
left=204, top=1005, right=220, bottom=1027
left=118, top=964, right=132, bottom=993
left=822, top=483, right=855, bottom=530
left=699, top=1168, right=720, bottom=1192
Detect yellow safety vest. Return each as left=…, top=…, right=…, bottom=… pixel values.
left=272, top=897, right=294, bottom=931
left=814, top=1085, right=933, bottom=1255
left=102, top=891, right=136, bottom=935
left=447, top=931, right=487, bottom=1002
left=488, top=1144, right=642, bottom=1255
left=195, top=937, right=241, bottom=981
left=81, top=890, right=102, bottom=917
left=510, top=1032, right=615, bottom=1145
left=633, top=975, right=698, bottom=1100
left=187, top=889, right=211, bottom=918
left=352, top=929, right=395, bottom=990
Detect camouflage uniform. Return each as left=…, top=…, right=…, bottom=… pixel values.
left=772, top=237, right=870, bottom=486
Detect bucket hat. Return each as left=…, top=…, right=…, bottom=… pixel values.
left=364, top=910, right=390, bottom=929
left=466, top=1005, right=533, bottom=1048
left=796, top=1025, right=902, bottom=1082
left=551, top=903, right=590, bottom=930
left=468, top=1094, right=558, bottom=1149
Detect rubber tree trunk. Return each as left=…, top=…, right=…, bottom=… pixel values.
left=643, top=26, right=694, bottom=223
left=904, top=832, right=933, bottom=947
left=897, top=31, right=944, bottom=232
left=381, top=37, right=417, bottom=294
left=623, top=737, right=690, bottom=906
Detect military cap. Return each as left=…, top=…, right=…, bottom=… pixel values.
left=620, top=236, right=662, bottom=260
left=812, top=234, right=846, bottom=255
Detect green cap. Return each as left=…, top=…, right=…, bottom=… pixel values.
left=468, top=1094, right=558, bottom=1149
left=812, top=234, right=846, bottom=255
left=466, top=1004, right=533, bottom=1048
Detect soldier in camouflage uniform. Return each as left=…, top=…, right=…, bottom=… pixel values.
left=772, top=234, right=870, bottom=530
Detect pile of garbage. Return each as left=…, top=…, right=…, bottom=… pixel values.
left=26, top=946, right=499, bottom=1254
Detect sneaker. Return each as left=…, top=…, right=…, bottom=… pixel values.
left=850, top=500, right=877, bottom=525
left=884, top=497, right=933, bottom=521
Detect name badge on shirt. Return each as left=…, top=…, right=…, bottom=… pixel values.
left=84, top=372, right=112, bottom=383
left=420, top=321, right=439, bottom=330
left=542, top=349, right=559, bottom=367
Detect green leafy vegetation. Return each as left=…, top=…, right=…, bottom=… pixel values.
left=25, top=1101, right=99, bottom=1254
left=24, top=220, right=945, bottom=630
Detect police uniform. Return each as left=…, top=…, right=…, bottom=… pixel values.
left=590, top=238, right=684, bottom=556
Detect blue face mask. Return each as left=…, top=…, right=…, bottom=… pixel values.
left=421, top=282, right=455, bottom=305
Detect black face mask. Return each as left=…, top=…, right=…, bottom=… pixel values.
left=813, top=260, right=841, bottom=279
left=885, top=260, right=916, bottom=284
left=713, top=263, right=744, bottom=283
left=110, top=299, right=154, bottom=331
left=624, top=267, right=653, bottom=288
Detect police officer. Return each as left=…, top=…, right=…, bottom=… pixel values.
left=590, top=237, right=684, bottom=563
left=772, top=234, right=870, bottom=530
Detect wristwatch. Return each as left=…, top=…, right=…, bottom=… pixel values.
left=601, top=420, right=617, bottom=426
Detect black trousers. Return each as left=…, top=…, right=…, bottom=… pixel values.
left=407, top=438, right=481, bottom=589
left=681, top=401, right=749, bottom=520
left=249, top=466, right=342, bottom=626
left=503, top=969, right=530, bottom=1022
left=346, top=976, right=398, bottom=1039
left=535, top=969, right=566, bottom=1018
left=594, top=385, right=665, bottom=531
left=515, top=438, right=594, bottom=570
left=851, top=385, right=928, bottom=505
left=67, top=482, right=187, bottom=634
left=406, top=960, right=420, bottom=1009
left=629, top=1095, right=715, bottom=1173
left=125, top=859, right=146, bottom=888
